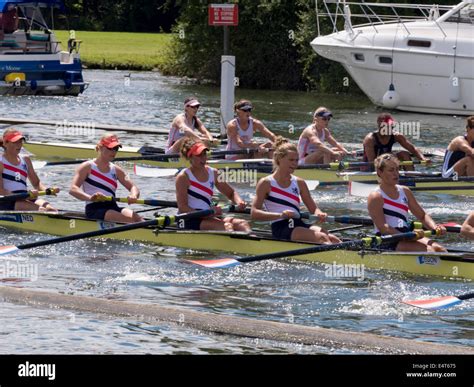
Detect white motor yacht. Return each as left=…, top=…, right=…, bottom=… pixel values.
left=311, top=1, right=474, bottom=115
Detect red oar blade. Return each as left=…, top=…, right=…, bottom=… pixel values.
left=402, top=296, right=462, bottom=310
left=0, top=246, right=20, bottom=256
left=186, top=258, right=240, bottom=268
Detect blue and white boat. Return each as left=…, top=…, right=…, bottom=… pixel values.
left=0, top=0, right=87, bottom=96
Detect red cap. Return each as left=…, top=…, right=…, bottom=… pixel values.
left=3, top=130, right=25, bottom=143
left=100, top=135, right=122, bottom=149
left=187, top=142, right=208, bottom=158
left=377, top=113, right=395, bottom=128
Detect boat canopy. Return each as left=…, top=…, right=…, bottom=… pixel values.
left=0, top=1, right=65, bottom=13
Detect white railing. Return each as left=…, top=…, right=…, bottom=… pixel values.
left=315, top=0, right=463, bottom=37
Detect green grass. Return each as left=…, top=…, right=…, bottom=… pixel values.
left=55, top=31, right=174, bottom=71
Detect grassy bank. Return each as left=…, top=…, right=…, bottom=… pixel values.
left=55, top=31, right=173, bottom=71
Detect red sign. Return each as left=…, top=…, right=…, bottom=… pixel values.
left=208, top=4, right=238, bottom=26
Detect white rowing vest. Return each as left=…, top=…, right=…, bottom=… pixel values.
left=263, top=175, right=301, bottom=223
left=184, top=167, right=215, bottom=210
left=1, top=155, right=28, bottom=193
left=166, top=114, right=197, bottom=153
left=82, top=161, right=118, bottom=204
left=298, top=125, right=326, bottom=163
left=374, top=185, right=409, bottom=233
left=226, top=118, right=254, bottom=151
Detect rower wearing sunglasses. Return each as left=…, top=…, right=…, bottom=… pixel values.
left=225, top=99, right=277, bottom=160
left=166, top=97, right=216, bottom=155
left=69, top=134, right=143, bottom=223
left=297, top=106, right=350, bottom=165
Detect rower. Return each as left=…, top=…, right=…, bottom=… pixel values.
left=69, top=134, right=143, bottom=223
left=166, top=97, right=216, bottom=155
left=175, top=138, right=250, bottom=232
left=367, top=153, right=446, bottom=252
left=225, top=99, right=277, bottom=160
left=0, top=128, right=58, bottom=211
left=442, top=115, right=474, bottom=178
left=298, top=107, right=350, bottom=166
left=461, top=212, right=474, bottom=240
left=362, top=113, right=428, bottom=171
left=251, top=137, right=341, bottom=243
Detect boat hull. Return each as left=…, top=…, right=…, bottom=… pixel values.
left=0, top=211, right=472, bottom=280
left=311, top=17, right=474, bottom=115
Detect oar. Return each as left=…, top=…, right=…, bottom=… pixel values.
left=31, top=148, right=259, bottom=169
left=0, top=188, right=59, bottom=202
left=100, top=196, right=179, bottom=208
left=402, top=291, right=474, bottom=311
left=0, top=208, right=215, bottom=256
left=187, top=229, right=440, bottom=268
left=349, top=181, right=474, bottom=197
left=297, top=160, right=434, bottom=171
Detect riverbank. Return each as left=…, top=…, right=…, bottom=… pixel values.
left=55, top=31, right=173, bottom=71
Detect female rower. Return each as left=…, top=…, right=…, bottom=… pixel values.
left=297, top=107, right=349, bottom=165
left=175, top=138, right=250, bottom=232
left=0, top=128, right=58, bottom=211
left=225, top=99, right=277, bottom=160
left=367, top=153, right=446, bottom=252
left=166, top=97, right=216, bottom=155
left=442, top=115, right=474, bottom=178
left=251, top=138, right=341, bottom=243
left=69, top=134, right=143, bottom=223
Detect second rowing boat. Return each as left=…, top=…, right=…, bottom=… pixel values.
left=0, top=210, right=472, bottom=280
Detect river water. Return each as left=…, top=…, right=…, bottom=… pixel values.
left=0, top=70, right=472, bottom=354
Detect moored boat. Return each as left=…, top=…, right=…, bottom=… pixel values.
left=0, top=210, right=473, bottom=280
left=0, top=0, right=87, bottom=96
left=311, top=1, right=474, bottom=115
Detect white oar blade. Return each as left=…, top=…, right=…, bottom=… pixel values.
left=0, top=246, right=20, bottom=256
left=32, top=161, right=47, bottom=169
left=402, top=296, right=462, bottom=310
left=187, top=258, right=240, bottom=268
left=306, top=180, right=320, bottom=190
left=349, top=181, right=378, bottom=197
left=134, top=164, right=179, bottom=178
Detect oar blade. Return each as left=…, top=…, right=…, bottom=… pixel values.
left=306, top=180, right=320, bottom=190
left=0, top=246, right=20, bottom=256
left=134, top=164, right=179, bottom=177
left=402, top=296, right=462, bottom=310
left=349, top=181, right=378, bottom=197
left=187, top=258, right=241, bottom=268
left=32, top=161, right=47, bottom=169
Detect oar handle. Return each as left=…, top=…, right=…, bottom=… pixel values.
left=16, top=208, right=215, bottom=251
left=458, top=292, right=474, bottom=301
left=0, top=187, right=59, bottom=202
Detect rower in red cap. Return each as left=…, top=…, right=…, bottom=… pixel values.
left=175, top=138, right=250, bottom=232
left=69, top=134, right=143, bottom=223
left=166, top=97, right=216, bottom=155
left=0, top=128, right=59, bottom=211
left=362, top=113, right=428, bottom=171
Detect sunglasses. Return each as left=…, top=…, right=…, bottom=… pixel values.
left=239, top=108, right=252, bottom=113
left=107, top=146, right=120, bottom=152
left=189, top=105, right=200, bottom=110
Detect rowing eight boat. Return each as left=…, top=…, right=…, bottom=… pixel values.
left=0, top=210, right=472, bottom=280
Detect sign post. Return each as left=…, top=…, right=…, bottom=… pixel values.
left=209, top=4, right=238, bottom=139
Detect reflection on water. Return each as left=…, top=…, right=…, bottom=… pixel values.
left=0, top=70, right=472, bottom=354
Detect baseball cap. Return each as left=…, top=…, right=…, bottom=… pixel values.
left=3, top=130, right=25, bottom=143
left=100, top=135, right=122, bottom=149
left=187, top=142, right=208, bottom=158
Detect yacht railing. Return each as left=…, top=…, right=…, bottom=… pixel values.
left=315, top=0, right=467, bottom=38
